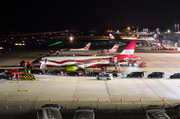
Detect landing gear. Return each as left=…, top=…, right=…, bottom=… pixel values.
left=101, top=67, right=107, bottom=71
left=114, top=62, right=122, bottom=73
left=128, top=61, right=136, bottom=67
left=56, top=52, right=59, bottom=57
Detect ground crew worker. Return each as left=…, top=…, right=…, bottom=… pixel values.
left=10, top=74, right=13, bottom=80
left=28, top=70, right=31, bottom=74
left=16, top=74, right=18, bottom=80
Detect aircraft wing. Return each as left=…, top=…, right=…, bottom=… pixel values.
left=122, top=57, right=140, bottom=62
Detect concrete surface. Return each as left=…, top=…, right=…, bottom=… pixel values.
left=1, top=45, right=180, bottom=118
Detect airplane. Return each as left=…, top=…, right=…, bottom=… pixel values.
left=50, top=43, right=120, bottom=56
left=59, top=42, right=91, bottom=51
left=70, top=42, right=91, bottom=51
left=98, top=43, right=120, bottom=55
left=108, top=33, right=124, bottom=44
left=40, top=40, right=140, bottom=70
left=109, top=33, right=156, bottom=46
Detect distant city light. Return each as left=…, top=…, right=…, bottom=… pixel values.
left=15, top=43, right=25, bottom=46
left=70, top=37, right=73, bottom=41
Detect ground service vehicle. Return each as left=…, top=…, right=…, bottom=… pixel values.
left=144, top=105, right=170, bottom=119
left=0, top=69, right=5, bottom=75
left=127, top=72, right=144, bottom=78
left=97, top=73, right=113, bottom=80
left=0, top=74, right=10, bottom=80
left=73, top=106, right=95, bottom=119
left=66, top=72, right=81, bottom=76
left=11, top=69, right=25, bottom=76
left=37, top=104, right=63, bottom=119
left=113, top=72, right=121, bottom=77
left=88, top=72, right=101, bottom=76
left=147, top=72, right=164, bottom=78
left=31, top=69, right=44, bottom=74
left=170, top=73, right=180, bottom=79
left=19, top=60, right=29, bottom=67
left=48, top=70, right=63, bottom=75
left=20, top=73, right=36, bottom=80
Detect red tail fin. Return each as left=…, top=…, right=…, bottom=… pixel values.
left=115, top=40, right=137, bottom=57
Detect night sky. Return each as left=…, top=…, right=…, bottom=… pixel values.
left=0, top=0, right=179, bottom=34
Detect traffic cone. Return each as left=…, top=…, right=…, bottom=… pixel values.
left=6, top=97, right=9, bottom=101
left=97, top=105, right=99, bottom=109
left=5, top=105, right=8, bottom=109
left=34, top=105, right=36, bottom=109
left=19, top=105, right=21, bottom=109
left=65, top=105, right=67, bottom=109
left=141, top=105, right=143, bottom=109
left=78, top=98, right=80, bottom=102
left=121, top=98, right=123, bottom=102
left=162, top=97, right=165, bottom=101
left=98, top=98, right=100, bottom=102
left=49, top=97, right=51, bottom=101
left=28, top=97, right=30, bottom=101
left=116, top=105, right=118, bottom=109
left=140, top=97, right=142, bottom=101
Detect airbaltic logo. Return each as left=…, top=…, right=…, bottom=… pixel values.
left=121, top=49, right=134, bottom=54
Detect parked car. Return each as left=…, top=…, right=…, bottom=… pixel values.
left=73, top=106, right=95, bottom=119
left=66, top=72, right=81, bottom=76
left=88, top=72, right=101, bottom=76
left=147, top=72, right=164, bottom=78
left=127, top=72, right=144, bottom=78
left=37, top=104, right=63, bottom=119
left=48, top=70, right=63, bottom=75
left=97, top=73, right=113, bottom=80
left=0, top=74, right=10, bottom=80
left=170, top=73, right=180, bottom=79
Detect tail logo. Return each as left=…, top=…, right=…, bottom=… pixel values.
left=84, top=46, right=90, bottom=50
left=84, top=45, right=90, bottom=50
left=109, top=33, right=115, bottom=40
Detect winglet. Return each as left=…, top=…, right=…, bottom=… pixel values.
left=93, top=53, right=97, bottom=57
left=97, top=57, right=103, bottom=62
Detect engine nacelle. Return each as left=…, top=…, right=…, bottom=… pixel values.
left=66, top=64, right=77, bottom=71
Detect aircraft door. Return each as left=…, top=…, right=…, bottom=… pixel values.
left=110, top=58, right=112, bottom=63
left=114, top=57, right=117, bottom=63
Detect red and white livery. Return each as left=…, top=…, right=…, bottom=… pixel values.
left=70, top=42, right=91, bottom=51
left=40, top=40, right=139, bottom=69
